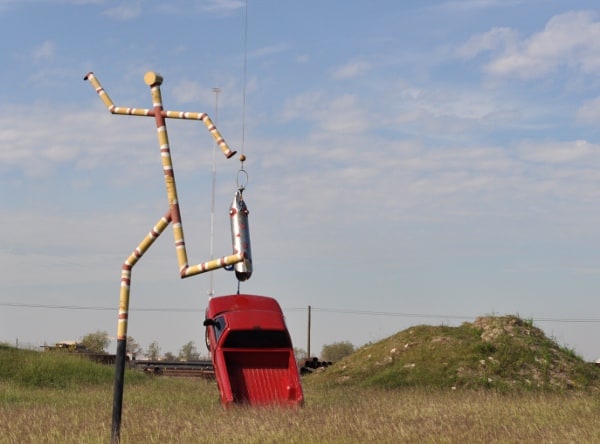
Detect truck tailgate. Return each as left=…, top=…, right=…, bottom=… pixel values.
left=223, top=349, right=303, bottom=405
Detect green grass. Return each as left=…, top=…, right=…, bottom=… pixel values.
left=0, top=343, right=145, bottom=389
left=312, top=315, right=600, bottom=392
left=2, top=316, right=600, bottom=443
left=2, top=375, right=600, bottom=443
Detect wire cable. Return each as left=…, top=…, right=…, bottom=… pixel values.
left=1, top=302, right=599, bottom=323
left=240, top=0, right=248, bottom=157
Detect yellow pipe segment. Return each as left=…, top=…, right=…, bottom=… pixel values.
left=85, top=72, right=236, bottom=158
left=116, top=213, right=171, bottom=340
left=183, top=253, right=244, bottom=278
left=147, top=80, right=191, bottom=275
left=84, top=72, right=116, bottom=111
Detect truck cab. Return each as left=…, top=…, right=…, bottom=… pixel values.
left=204, top=294, right=304, bottom=406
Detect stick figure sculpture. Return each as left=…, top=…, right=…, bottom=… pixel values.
left=84, top=71, right=245, bottom=443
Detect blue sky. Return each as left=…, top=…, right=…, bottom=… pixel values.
left=2, top=0, right=600, bottom=361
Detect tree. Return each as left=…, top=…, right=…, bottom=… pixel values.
left=80, top=330, right=110, bottom=353
left=126, top=336, right=143, bottom=358
left=321, top=341, right=355, bottom=362
left=294, top=347, right=307, bottom=360
left=178, top=341, right=200, bottom=361
left=163, top=351, right=176, bottom=361
left=146, top=340, right=161, bottom=360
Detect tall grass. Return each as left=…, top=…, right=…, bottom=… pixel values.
left=2, top=331, right=600, bottom=444
left=0, top=344, right=144, bottom=388
left=2, top=378, right=600, bottom=443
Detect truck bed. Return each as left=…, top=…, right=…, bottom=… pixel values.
left=223, top=349, right=302, bottom=405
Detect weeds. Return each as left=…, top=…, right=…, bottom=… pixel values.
left=315, top=315, right=600, bottom=393
left=0, top=345, right=145, bottom=389
left=2, top=315, right=600, bottom=443
left=1, top=379, right=600, bottom=443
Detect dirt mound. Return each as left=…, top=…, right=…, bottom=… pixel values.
left=311, top=315, right=600, bottom=392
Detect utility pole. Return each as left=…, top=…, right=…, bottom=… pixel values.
left=307, top=305, right=311, bottom=358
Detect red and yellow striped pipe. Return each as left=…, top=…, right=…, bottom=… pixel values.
left=117, top=212, right=171, bottom=340
left=84, top=71, right=244, bottom=340
left=84, top=72, right=236, bottom=159
left=143, top=72, right=242, bottom=278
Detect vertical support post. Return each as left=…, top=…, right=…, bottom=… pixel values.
left=111, top=212, right=171, bottom=444
left=307, top=305, right=312, bottom=358
left=111, top=339, right=126, bottom=443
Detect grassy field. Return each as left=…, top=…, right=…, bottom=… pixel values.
left=3, top=316, right=600, bottom=444
left=2, top=343, right=600, bottom=443
left=2, top=376, right=600, bottom=443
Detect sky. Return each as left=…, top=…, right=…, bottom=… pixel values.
left=1, top=0, right=600, bottom=362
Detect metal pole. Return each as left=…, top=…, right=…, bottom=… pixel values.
left=307, top=305, right=311, bottom=358
left=209, top=87, right=220, bottom=297
left=111, top=212, right=171, bottom=444
left=111, top=339, right=127, bottom=443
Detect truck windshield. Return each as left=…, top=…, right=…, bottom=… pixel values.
left=223, top=330, right=291, bottom=348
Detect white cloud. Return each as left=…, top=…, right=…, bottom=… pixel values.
left=379, top=80, right=524, bottom=137
left=198, top=0, right=245, bottom=14
left=63, top=0, right=105, bottom=4
left=170, top=79, right=215, bottom=105
left=154, top=0, right=244, bottom=16
left=31, top=41, right=56, bottom=63
left=315, top=94, right=370, bottom=133
left=169, top=76, right=243, bottom=113
left=456, top=27, right=517, bottom=59
left=0, top=105, right=158, bottom=178
left=281, top=92, right=370, bottom=134
left=0, top=0, right=18, bottom=13
left=438, top=0, right=514, bottom=11
left=517, top=139, right=595, bottom=164
left=102, top=2, right=141, bottom=20
left=281, top=91, right=323, bottom=121
left=1, top=0, right=104, bottom=13
left=459, top=11, right=600, bottom=79
left=249, top=43, right=290, bottom=59
left=576, top=97, right=600, bottom=125
left=331, top=59, right=371, bottom=80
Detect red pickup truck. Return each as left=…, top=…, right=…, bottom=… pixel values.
left=203, top=294, right=304, bottom=406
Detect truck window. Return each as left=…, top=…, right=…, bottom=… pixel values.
left=223, top=330, right=291, bottom=348
left=213, top=316, right=227, bottom=344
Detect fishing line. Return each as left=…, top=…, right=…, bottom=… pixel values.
left=240, top=0, right=248, bottom=159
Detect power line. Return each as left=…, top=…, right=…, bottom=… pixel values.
left=1, top=301, right=599, bottom=323
left=307, top=308, right=600, bottom=324
left=0, top=302, right=202, bottom=312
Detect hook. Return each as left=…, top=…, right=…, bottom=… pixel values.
left=236, top=154, right=248, bottom=192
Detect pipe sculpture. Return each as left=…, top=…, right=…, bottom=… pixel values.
left=84, top=71, right=243, bottom=444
